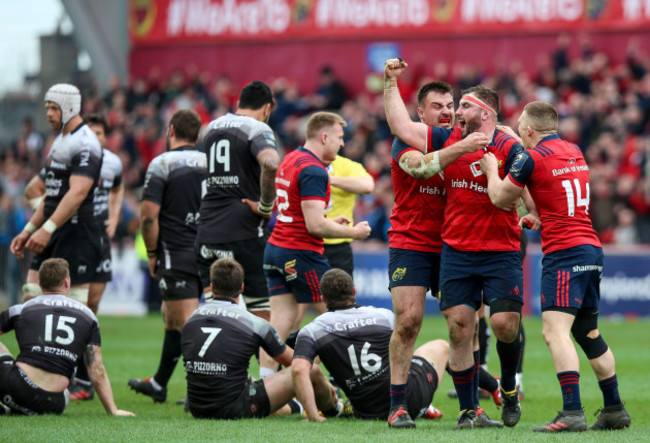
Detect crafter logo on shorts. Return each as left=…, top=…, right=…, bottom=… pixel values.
left=392, top=267, right=407, bottom=281
left=284, top=259, right=297, bottom=281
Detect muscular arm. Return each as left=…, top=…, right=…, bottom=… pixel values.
left=273, top=346, right=294, bottom=367
left=399, top=132, right=490, bottom=179
left=383, top=60, right=428, bottom=151
left=291, top=357, right=324, bottom=422
left=47, top=175, right=94, bottom=227
left=302, top=200, right=370, bottom=240
left=84, top=344, right=134, bottom=416
left=107, top=183, right=125, bottom=239
left=481, top=153, right=524, bottom=209
left=140, top=200, right=161, bottom=252
left=25, top=175, right=46, bottom=211
left=328, top=175, right=374, bottom=194
left=257, top=148, right=280, bottom=206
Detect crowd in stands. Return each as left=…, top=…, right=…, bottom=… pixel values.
left=1, top=34, right=649, bottom=254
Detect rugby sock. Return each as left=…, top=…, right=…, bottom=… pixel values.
left=479, top=366, right=499, bottom=393
left=153, top=329, right=182, bottom=388
left=449, top=365, right=475, bottom=412
left=516, top=323, right=525, bottom=373
left=75, top=362, right=90, bottom=384
left=598, top=374, right=621, bottom=407
left=478, top=317, right=490, bottom=365
left=259, top=367, right=277, bottom=379
left=496, top=331, right=523, bottom=392
left=389, top=383, right=407, bottom=408
left=557, top=371, right=581, bottom=411
left=473, top=350, right=481, bottom=407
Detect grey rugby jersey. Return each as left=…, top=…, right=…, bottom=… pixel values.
left=181, top=298, right=286, bottom=410
left=197, top=113, right=278, bottom=243
left=294, top=305, right=395, bottom=419
left=43, top=123, right=102, bottom=222
left=0, top=294, right=101, bottom=378
left=142, top=146, right=207, bottom=274
left=93, top=149, right=123, bottom=226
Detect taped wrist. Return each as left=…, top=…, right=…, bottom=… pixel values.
left=258, top=200, right=274, bottom=216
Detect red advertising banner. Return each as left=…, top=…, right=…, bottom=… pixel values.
left=130, top=0, right=650, bottom=46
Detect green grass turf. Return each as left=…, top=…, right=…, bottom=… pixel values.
left=0, top=314, right=648, bottom=441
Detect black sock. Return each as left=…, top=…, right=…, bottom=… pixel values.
left=516, top=323, right=525, bottom=373
left=478, top=366, right=499, bottom=393
left=75, top=362, right=90, bottom=384
left=478, top=317, right=490, bottom=365
left=496, top=329, right=523, bottom=392
left=449, top=365, right=476, bottom=412
left=473, top=350, right=480, bottom=407
left=598, top=374, right=621, bottom=407
left=153, top=329, right=182, bottom=388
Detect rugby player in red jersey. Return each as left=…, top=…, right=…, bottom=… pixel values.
left=385, top=58, right=537, bottom=430
left=481, top=101, right=630, bottom=432
left=260, top=112, right=371, bottom=378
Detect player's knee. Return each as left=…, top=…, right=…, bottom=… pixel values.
left=395, top=317, right=422, bottom=341
left=68, top=287, right=89, bottom=304
left=572, top=310, right=608, bottom=359
left=22, top=283, right=42, bottom=302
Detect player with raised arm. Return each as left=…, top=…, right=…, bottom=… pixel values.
left=260, top=112, right=371, bottom=378
left=128, top=110, right=207, bottom=403
left=384, top=58, right=536, bottom=430
left=182, top=258, right=341, bottom=420
left=480, top=101, right=630, bottom=432
left=292, top=268, right=448, bottom=423
left=0, top=258, right=134, bottom=417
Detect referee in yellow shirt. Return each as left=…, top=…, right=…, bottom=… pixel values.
left=324, top=155, right=375, bottom=276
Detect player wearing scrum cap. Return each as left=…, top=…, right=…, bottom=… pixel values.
left=11, top=83, right=104, bottom=307
left=384, top=59, right=539, bottom=430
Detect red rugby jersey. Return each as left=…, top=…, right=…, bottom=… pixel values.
left=268, top=147, right=330, bottom=254
left=428, top=127, right=523, bottom=252
left=507, top=134, right=601, bottom=254
left=388, top=136, right=452, bottom=252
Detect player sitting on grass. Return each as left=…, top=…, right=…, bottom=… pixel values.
left=182, top=258, right=344, bottom=419
left=292, top=268, right=448, bottom=424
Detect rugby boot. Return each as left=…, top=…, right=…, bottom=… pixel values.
left=68, top=379, right=95, bottom=401
left=589, top=404, right=631, bottom=430
left=423, top=404, right=443, bottom=419
left=127, top=377, right=167, bottom=403
left=533, top=409, right=587, bottom=432
left=388, top=405, right=416, bottom=429
left=501, top=387, right=521, bottom=427
left=455, top=410, right=476, bottom=429
left=475, top=408, right=503, bottom=428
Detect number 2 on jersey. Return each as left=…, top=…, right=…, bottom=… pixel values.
left=209, top=140, right=230, bottom=173
left=561, top=179, right=590, bottom=216
left=347, top=342, right=382, bottom=376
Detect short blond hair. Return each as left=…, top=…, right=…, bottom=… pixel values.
left=523, top=101, right=558, bottom=133
left=305, top=112, right=346, bottom=140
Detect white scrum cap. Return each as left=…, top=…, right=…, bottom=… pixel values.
left=44, top=83, right=81, bottom=126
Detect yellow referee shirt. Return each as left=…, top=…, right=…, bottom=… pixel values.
left=325, top=155, right=372, bottom=245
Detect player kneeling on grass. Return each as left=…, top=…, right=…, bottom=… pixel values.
left=292, top=268, right=448, bottom=425
left=182, top=258, right=342, bottom=419
left=0, top=258, right=134, bottom=417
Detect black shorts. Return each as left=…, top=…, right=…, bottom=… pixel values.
left=196, top=238, right=269, bottom=305
left=323, top=242, right=354, bottom=276
left=189, top=379, right=270, bottom=419
left=0, top=357, right=67, bottom=416
left=93, top=231, right=112, bottom=283
left=30, top=220, right=103, bottom=285
left=157, top=269, right=202, bottom=301
left=405, top=356, right=438, bottom=419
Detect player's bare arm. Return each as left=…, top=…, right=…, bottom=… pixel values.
left=521, top=188, right=541, bottom=230
left=383, top=58, right=428, bottom=150
left=25, top=174, right=94, bottom=255
left=107, top=183, right=125, bottom=239
left=85, top=344, right=135, bottom=416
left=480, top=152, right=523, bottom=209
left=257, top=147, right=281, bottom=214
left=291, top=358, right=326, bottom=422
left=302, top=200, right=371, bottom=240
left=328, top=175, right=374, bottom=194
left=25, top=175, right=46, bottom=210
left=399, top=132, right=490, bottom=179
left=140, top=200, right=161, bottom=277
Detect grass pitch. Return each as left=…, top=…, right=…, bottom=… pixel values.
left=0, top=314, right=648, bottom=442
